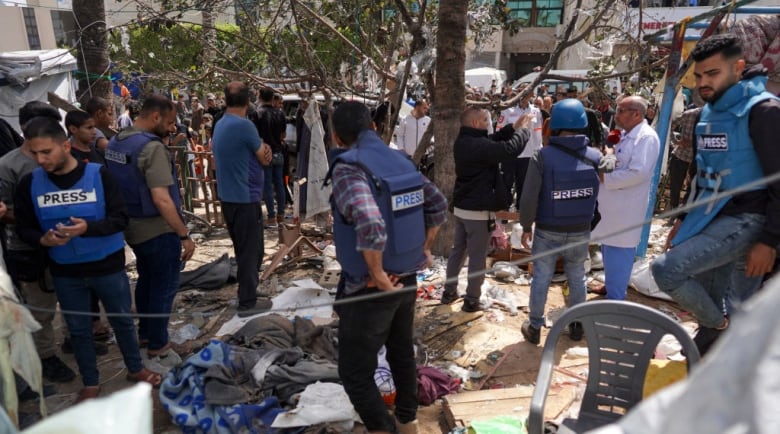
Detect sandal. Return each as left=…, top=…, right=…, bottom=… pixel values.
left=126, top=368, right=163, bottom=388
left=147, top=343, right=172, bottom=359
left=75, top=386, right=100, bottom=404
left=588, top=284, right=607, bottom=295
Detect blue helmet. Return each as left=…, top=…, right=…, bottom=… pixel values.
left=550, top=99, right=588, bottom=130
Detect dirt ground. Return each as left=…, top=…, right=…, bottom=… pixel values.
left=18, top=217, right=693, bottom=433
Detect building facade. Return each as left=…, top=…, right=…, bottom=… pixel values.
left=0, top=0, right=76, bottom=52
left=466, top=0, right=778, bottom=83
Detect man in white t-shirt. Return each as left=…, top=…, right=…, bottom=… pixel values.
left=396, top=99, right=430, bottom=157
left=496, top=91, right=543, bottom=208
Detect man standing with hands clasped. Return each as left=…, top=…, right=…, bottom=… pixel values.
left=327, top=102, right=447, bottom=434
left=652, top=34, right=780, bottom=356
left=212, top=82, right=273, bottom=317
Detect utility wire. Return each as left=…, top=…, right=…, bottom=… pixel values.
left=5, top=167, right=780, bottom=320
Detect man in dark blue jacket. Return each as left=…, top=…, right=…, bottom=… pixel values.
left=328, top=101, right=446, bottom=434
left=518, top=99, right=614, bottom=344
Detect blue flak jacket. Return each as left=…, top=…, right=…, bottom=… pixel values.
left=105, top=130, right=182, bottom=218
left=31, top=163, right=124, bottom=264
left=674, top=75, right=779, bottom=246
left=330, top=130, right=426, bottom=280
left=536, top=135, right=600, bottom=229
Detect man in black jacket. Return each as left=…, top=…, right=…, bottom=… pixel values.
left=251, top=88, right=288, bottom=226
left=441, top=107, right=531, bottom=312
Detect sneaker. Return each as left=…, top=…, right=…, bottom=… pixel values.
left=19, top=384, right=57, bottom=402
left=237, top=298, right=273, bottom=318
left=461, top=299, right=484, bottom=313
left=569, top=321, right=583, bottom=341
left=41, top=356, right=76, bottom=383
left=590, top=249, right=604, bottom=270
left=692, top=326, right=724, bottom=356
left=61, top=337, right=109, bottom=356
left=521, top=320, right=541, bottom=344
left=440, top=290, right=460, bottom=305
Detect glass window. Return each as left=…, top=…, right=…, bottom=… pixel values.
left=22, top=7, right=41, bottom=50
left=508, top=0, right=563, bottom=27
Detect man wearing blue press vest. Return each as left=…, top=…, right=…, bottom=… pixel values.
left=518, top=99, right=615, bottom=345
left=652, top=34, right=780, bottom=356
left=327, top=102, right=446, bottom=434
left=14, top=117, right=160, bottom=403
left=105, top=95, right=195, bottom=357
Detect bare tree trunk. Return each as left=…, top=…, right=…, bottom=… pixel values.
left=202, top=7, right=217, bottom=64
left=431, top=2, right=467, bottom=256
left=73, top=0, right=111, bottom=105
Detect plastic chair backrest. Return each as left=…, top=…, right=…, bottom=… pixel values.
left=528, top=300, right=700, bottom=434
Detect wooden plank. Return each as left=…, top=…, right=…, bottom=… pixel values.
left=443, top=386, right=535, bottom=405
left=473, top=343, right=518, bottom=390
left=443, top=385, right=576, bottom=429
left=47, top=91, right=80, bottom=113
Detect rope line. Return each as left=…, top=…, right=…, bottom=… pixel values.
left=4, top=168, right=780, bottom=320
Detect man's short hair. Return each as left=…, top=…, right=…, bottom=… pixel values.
left=620, top=96, right=649, bottom=117
left=23, top=116, right=67, bottom=141
left=65, top=110, right=92, bottom=130
left=413, top=98, right=428, bottom=108
left=691, top=34, right=743, bottom=62
left=567, top=86, right=578, bottom=94
left=19, top=101, right=61, bottom=128
left=139, top=94, right=175, bottom=117
left=460, top=107, right=484, bottom=126
left=259, top=88, right=274, bottom=102
left=224, top=82, right=250, bottom=108
left=84, top=96, right=111, bottom=116
left=332, top=101, right=371, bottom=145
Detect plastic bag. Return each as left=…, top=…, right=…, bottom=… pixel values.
left=490, top=220, right=508, bottom=251
left=23, top=383, right=152, bottom=434
left=630, top=259, right=672, bottom=301
left=470, top=415, right=525, bottom=434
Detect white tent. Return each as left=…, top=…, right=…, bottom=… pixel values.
left=0, top=49, right=78, bottom=133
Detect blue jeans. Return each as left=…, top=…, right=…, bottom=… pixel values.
left=131, top=233, right=182, bottom=351
left=529, top=229, right=589, bottom=329
left=651, top=213, right=765, bottom=328
left=53, top=270, right=143, bottom=386
left=262, top=164, right=286, bottom=219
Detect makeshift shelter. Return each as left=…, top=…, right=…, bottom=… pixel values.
left=0, top=49, right=78, bottom=135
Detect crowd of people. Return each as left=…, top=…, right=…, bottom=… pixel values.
left=0, top=32, right=778, bottom=434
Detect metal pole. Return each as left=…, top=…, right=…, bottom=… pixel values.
left=636, top=21, right=687, bottom=257
left=636, top=3, right=733, bottom=257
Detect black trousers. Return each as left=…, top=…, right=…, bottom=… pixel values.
left=222, top=201, right=263, bottom=308
left=336, top=275, right=418, bottom=432
left=502, top=157, right=531, bottom=210
left=668, top=155, right=690, bottom=210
